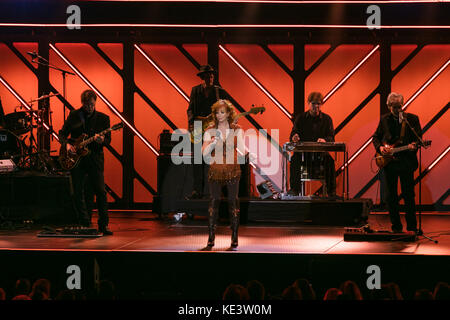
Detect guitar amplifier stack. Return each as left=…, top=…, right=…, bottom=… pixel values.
left=159, top=129, right=180, bottom=155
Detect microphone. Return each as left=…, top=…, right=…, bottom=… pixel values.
left=27, top=51, right=38, bottom=58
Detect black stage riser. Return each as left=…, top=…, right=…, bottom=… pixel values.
left=176, top=199, right=372, bottom=226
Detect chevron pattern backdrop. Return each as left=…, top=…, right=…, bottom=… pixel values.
left=0, top=42, right=448, bottom=209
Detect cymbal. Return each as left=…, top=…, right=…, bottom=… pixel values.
left=28, top=93, right=60, bottom=104
left=15, top=109, right=43, bottom=113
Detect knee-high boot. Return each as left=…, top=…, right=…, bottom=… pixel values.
left=207, top=199, right=220, bottom=247
left=229, top=199, right=240, bottom=248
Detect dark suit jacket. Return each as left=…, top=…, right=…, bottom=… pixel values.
left=289, top=111, right=335, bottom=142
left=187, top=84, right=231, bottom=126
left=372, top=112, right=422, bottom=170
left=59, top=108, right=111, bottom=156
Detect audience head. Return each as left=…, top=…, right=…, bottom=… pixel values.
left=293, top=278, right=316, bottom=300
left=433, top=282, right=450, bottom=300
left=246, top=280, right=265, bottom=300
left=340, top=280, right=363, bottom=300
left=386, top=282, right=403, bottom=300
left=12, top=295, right=31, bottom=300
left=223, top=284, right=249, bottom=300
left=281, top=285, right=302, bottom=300
left=15, top=278, right=31, bottom=296
left=323, top=288, right=342, bottom=300
left=414, top=289, right=433, bottom=300
left=0, top=288, right=5, bottom=300
left=30, top=279, right=51, bottom=300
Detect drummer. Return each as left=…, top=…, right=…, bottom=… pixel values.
left=288, top=92, right=336, bottom=197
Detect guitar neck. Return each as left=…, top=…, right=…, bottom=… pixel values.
left=80, top=128, right=112, bottom=147
left=235, top=111, right=251, bottom=120
left=392, top=145, right=411, bottom=154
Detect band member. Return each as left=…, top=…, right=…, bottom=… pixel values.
left=289, top=92, right=336, bottom=197
left=187, top=65, right=231, bottom=199
left=202, top=99, right=246, bottom=249
left=372, top=92, right=422, bottom=233
left=0, top=97, right=5, bottom=128
left=59, top=90, right=113, bottom=235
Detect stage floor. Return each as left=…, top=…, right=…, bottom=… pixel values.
left=0, top=212, right=449, bottom=256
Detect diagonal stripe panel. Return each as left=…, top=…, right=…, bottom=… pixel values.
left=223, top=44, right=294, bottom=115
left=414, top=114, right=450, bottom=204
left=219, top=48, right=292, bottom=144
left=267, top=44, right=293, bottom=71
left=135, top=44, right=190, bottom=102
left=50, top=43, right=129, bottom=198
left=321, top=48, right=379, bottom=127
left=305, top=45, right=331, bottom=71
left=305, top=45, right=376, bottom=108
left=335, top=95, right=380, bottom=198
left=0, top=43, right=37, bottom=115
left=134, top=136, right=157, bottom=202
left=391, top=44, right=418, bottom=70
left=323, top=45, right=379, bottom=102
left=182, top=44, right=208, bottom=67
left=134, top=45, right=195, bottom=129
left=50, top=43, right=124, bottom=155
left=98, top=43, right=123, bottom=70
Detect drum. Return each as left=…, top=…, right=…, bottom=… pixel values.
left=4, top=111, right=32, bottom=135
left=0, top=129, right=23, bottom=162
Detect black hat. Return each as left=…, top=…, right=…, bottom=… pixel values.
left=197, top=65, right=216, bottom=77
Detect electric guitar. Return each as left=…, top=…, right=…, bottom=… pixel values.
left=375, top=140, right=431, bottom=168
left=59, top=122, right=124, bottom=170
left=190, top=106, right=266, bottom=144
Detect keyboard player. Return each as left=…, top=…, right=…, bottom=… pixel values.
left=289, top=92, right=336, bottom=197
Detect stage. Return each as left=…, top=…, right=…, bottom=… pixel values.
left=0, top=211, right=449, bottom=299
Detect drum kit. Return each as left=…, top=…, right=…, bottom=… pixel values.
left=0, top=93, right=60, bottom=173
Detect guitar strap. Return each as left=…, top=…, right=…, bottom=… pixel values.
left=215, top=86, right=220, bottom=101
left=397, top=120, right=407, bottom=145
left=78, top=110, right=86, bottom=131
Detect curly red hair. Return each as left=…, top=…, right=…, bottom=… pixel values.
left=208, top=99, right=238, bottom=128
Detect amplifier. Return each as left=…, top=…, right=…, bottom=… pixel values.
left=0, top=159, right=16, bottom=173
left=159, top=129, right=181, bottom=155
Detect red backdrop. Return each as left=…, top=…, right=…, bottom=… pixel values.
left=0, top=42, right=448, bottom=206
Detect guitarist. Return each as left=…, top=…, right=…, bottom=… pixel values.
left=186, top=65, right=232, bottom=199
left=372, top=92, right=422, bottom=233
left=59, top=89, right=113, bottom=235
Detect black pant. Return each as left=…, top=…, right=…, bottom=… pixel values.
left=71, top=153, right=108, bottom=229
left=383, top=161, right=417, bottom=231
left=209, top=179, right=240, bottom=205
left=193, top=163, right=210, bottom=197
left=290, top=152, right=336, bottom=196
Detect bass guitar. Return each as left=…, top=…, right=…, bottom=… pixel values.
left=59, top=122, right=124, bottom=170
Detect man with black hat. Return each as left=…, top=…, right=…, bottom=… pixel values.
left=289, top=92, right=336, bottom=197
left=186, top=65, right=231, bottom=199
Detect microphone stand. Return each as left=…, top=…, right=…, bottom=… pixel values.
left=402, top=116, right=437, bottom=243
left=31, top=54, right=75, bottom=121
